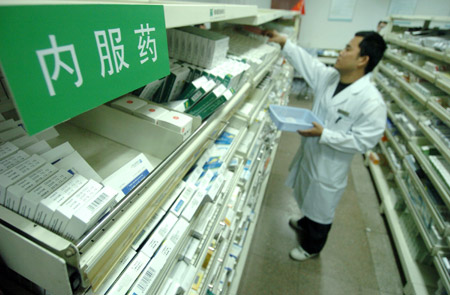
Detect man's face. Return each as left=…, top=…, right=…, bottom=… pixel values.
left=334, top=36, right=364, bottom=74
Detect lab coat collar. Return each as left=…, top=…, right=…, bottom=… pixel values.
left=330, top=73, right=372, bottom=106
left=350, top=73, right=372, bottom=94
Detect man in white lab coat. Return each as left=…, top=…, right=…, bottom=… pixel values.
left=267, top=31, right=387, bottom=261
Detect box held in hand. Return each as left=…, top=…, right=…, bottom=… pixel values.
left=268, top=105, right=324, bottom=132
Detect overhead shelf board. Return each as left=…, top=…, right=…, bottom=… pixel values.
left=391, top=15, right=450, bottom=23
left=226, top=8, right=299, bottom=26
left=153, top=1, right=258, bottom=28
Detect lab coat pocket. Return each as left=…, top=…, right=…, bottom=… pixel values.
left=328, top=109, right=353, bottom=133
left=335, top=117, right=352, bottom=132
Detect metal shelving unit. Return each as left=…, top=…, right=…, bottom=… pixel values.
left=372, top=15, right=450, bottom=295
left=0, top=2, right=299, bottom=294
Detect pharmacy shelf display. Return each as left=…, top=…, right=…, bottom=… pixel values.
left=371, top=15, right=450, bottom=295
left=0, top=2, right=300, bottom=295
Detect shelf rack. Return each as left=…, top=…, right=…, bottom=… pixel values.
left=369, top=158, right=438, bottom=295
left=0, top=2, right=300, bottom=294
left=372, top=14, right=450, bottom=295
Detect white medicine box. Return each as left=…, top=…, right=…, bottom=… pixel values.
left=111, top=95, right=148, bottom=114
left=157, top=111, right=193, bottom=140
left=133, top=104, right=169, bottom=124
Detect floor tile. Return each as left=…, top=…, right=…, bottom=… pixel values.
left=238, top=252, right=300, bottom=295
left=296, top=270, right=361, bottom=295
left=358, top=203, right=387, bottom=234
left=318, top=223, right=379, bottom=290
left=262, top=175, right=299, bottom=215
left=360, top=287, right=381, bottom=295
left=366, top=231, right=404, bottom=294
left=250, top=205, right=302, bottom=264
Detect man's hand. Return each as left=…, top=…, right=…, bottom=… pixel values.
left=297, top=122, right=323, bottom=137
left=264, top=30, right=287, bottom=49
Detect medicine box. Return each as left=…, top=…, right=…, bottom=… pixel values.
left=10, top=135, right=38, bottom=149
left=34, top=174, right=88, bottom=226
left=160, top=279, right=176, bottom=295
left=192, top=202, right=214, bottom=239
left=111, top=95, right=149, bottom=114
left=54, top=151, right=102, bottom=183
left=157, top=111, right=193, bottom=140
left=161, top=99, right=188, bottom=113
left=137, top=78, right=166, bottom=101
left=127, top=257, right=161, bottom=295
left=186, top=166, right=204, bottom=186
left=178, top=76, right=209, bottom=102
left=165, top=214, right=189, bottom=246
left=23, top=140, right=52, bottom=155
left=184, top=79, right=216, bottom=110
left=0, top=142, right=18, bottom=160
left=170, top=183, right=197, bottom=217
left=64, top=186, right=118, bottom=241
left=186, top=84, right=228, bottom=118
left=5, top=163, right=57, bottom=212
left=0, top=154, right=46, bottom=205
left=161, top=181, right=186, bottom=212
left=95, top=248, right=136, bottom=295
left=269, top=105, right=324, bottom=132
left=19, top=170, right=72, bottom=219
left=169, top=260, right=189, bottom=293
left=0, top=126, right=26, bottom=143
left=150, top=216, right=189, bottom=266
left=197, top=169, right=215, bottom=190
left=181, top=189, right=207, bottom=221
left=133, top=104, right=169, bottom=124
left=49, top=179, right=103, bottom=234
left=41, top=142, right=75, bottom=164
left=191, top=88, right=234, bottom=120
left=140, top=212, right=178, bottom=258
left=131, top=209, right=166, bottom=251
left=106, top=252, right=150, bottom=295
left=102, top=153, right=153, bottom=202
left=206, top=174, right=225, bottom=202
left=130, top=217, right=189, bottom=295
left=161, top=66, right=191, bottom=102
left=0, top=119, right=16, bottom=133
left=181, top=237, right=200, bottom=264
left=0, top=150, right=29, bottom=174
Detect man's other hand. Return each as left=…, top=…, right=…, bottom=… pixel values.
left=297, top=122, right=323, bottom=137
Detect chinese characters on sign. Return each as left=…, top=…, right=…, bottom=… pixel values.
left=37, top=24, right=158, bottom=96
left=134, top=23, right=157, bottom=64
left=0, top=4, right=169, bottom=135
left=36, top=35, right=83, bottom=96
left=95, top=28, right=130, bottom=77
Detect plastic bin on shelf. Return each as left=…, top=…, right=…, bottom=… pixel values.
left=269, top=105, right=323, bottom=132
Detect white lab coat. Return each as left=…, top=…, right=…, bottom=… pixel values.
left=283, top=40, right=386, bottom=224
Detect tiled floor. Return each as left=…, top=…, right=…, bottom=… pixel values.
left=237, top=97, right=404, bottom=295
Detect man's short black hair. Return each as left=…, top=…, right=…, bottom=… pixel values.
left=378, top=21, right=387, bottom=26
left=355, top=31, right=387, bottom=74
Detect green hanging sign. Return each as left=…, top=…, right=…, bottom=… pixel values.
left=0, top=4, right=170, bottom=135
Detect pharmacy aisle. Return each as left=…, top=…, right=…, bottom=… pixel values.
left=238, top=97, right=404, bottom=295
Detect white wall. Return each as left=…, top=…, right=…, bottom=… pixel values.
left=298, top=0, right=450, bottom=50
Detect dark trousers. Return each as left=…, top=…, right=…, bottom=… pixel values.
left=298, top=217, right=332, bottom=254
